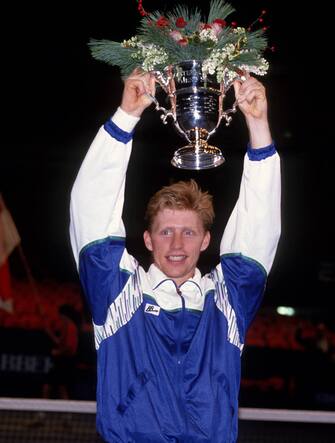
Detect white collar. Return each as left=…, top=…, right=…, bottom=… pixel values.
left=146, top=264, right=209, bottom=311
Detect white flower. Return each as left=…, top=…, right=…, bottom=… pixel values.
left=138, top=44, right=169, bottom=72
left=239, top=58, right=269, bottom=76
left=238, top=50, right=269, bottom=76
left=121, top=36, right=139, bottom=48
left=202, top=45, right=237, bottom=77
left=202, top=45, right=269, bottom=84
left=199, top=28, right=218, bottom=43
left=233, top=27, right=247, bottom=36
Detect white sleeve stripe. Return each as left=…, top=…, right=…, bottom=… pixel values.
left=212, top=267, right=244, bottom=353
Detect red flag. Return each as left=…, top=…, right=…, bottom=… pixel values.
left=0, top=194, right=21, bottom=312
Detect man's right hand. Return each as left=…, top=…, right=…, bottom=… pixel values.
left=120, top=69, right=156, bottom=118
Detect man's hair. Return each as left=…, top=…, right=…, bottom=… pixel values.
left=145, top=179, right=214, bottom=231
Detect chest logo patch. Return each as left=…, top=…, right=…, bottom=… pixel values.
left=144, top=303, right=161, bottom=316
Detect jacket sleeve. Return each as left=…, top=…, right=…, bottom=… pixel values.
left=220, top=143, right=281, bottom=274
left=69, top=107, right=141, bottom=329
left=215, top=144, right=281, bottom=338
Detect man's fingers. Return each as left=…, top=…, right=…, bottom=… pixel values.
left=133, top=67, right=145, bottom=75
left=233, top=80, right=241, bottom=98
left=148, top=74, right=156, bottom=96
left=126, top=72, right=155, bottom=95
left=235, top=80, right=265, bottom=104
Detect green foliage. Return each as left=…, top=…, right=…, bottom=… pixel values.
left=244, top=29, right=267, bottom=51
left=88, top=0, right=269, bottom=80
left=88, top=40, right=139, bottom=76
left=207, top=0, right=235, bottom=23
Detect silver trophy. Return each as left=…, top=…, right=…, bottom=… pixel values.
left=150, top=60, right=240, bottom=170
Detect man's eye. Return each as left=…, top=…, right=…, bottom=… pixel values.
left=161, top=229, right=171, bottom=235
left=184, top=230, right=194, bottom=236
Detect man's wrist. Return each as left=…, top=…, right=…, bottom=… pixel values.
left=246, top=118, right=272, bottom=149
left=112, top=107, right=140, bottom=134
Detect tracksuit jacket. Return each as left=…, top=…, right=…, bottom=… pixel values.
left=70, top=107, right=281, bottom=442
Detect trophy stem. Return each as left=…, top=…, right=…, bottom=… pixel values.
left=192, top=127, right=207, bottom=150
left=171, top=127, right=225, bottom=170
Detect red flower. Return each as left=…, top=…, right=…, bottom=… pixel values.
left=212, top=18, right=226, bottom=27
left=156, top=16, right=169, bottom=28
left=202, top=23, right=212, bottom=30
left=178, top=38, right=188, bottom=46
left=176, top=17, right=187, bottom=28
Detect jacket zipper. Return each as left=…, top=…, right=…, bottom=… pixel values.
left=176, top=287, right=184, bottom=365
left=176, top=287, right=189, bottom=436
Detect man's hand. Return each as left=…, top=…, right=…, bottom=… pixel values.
left=233, top=75, right=272, bottom=148
left=120, top=69, right=156, bottom=118
left=234, top=75, right=267, bottom=121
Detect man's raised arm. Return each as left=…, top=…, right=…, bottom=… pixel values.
left=220, top=75, right=281, bottom=275
left=69, top=71, right=155, bottom=268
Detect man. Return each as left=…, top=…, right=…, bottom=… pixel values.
left=70, top=71, right=281, bottom=442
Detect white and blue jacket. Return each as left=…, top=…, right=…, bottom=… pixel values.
left=70, top=107, right=281, bottom=442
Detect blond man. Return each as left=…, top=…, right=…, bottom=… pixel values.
left=70, top=71, right=281, bottom=442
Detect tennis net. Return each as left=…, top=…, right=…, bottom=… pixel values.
left=0, top=398, right=334, bottom=442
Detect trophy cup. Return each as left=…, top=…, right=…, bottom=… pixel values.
left=150, top=60, right=240, bottom=170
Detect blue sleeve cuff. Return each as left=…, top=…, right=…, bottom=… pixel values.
left=103, top=119, right=134, bottom=144
left=247, top=143, right=277, bottom=161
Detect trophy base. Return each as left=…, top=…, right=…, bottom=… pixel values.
left=171, top=144, right=225, bottom=170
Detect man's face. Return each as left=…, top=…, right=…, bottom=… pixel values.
left=143, top=208, right=210, bottom=286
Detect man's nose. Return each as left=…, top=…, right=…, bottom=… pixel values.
left=171, top=232, right=183, bottom=249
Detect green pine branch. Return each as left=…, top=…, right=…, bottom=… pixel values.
left=207, top=0, right=235, bottom=23
left=88, top=39, right=138, bottom=77
left=245, top=29, right=267, bottom=52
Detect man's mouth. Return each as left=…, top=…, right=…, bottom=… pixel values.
left=166, top=255, right=187, bottom=262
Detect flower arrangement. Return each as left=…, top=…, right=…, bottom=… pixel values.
left=89, top=0, right=269, bottom=83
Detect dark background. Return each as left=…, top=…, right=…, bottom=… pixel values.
left=2, top=0, right=334, bottom=313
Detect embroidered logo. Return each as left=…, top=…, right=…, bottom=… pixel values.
left=144, top=303, right=160, bottom=316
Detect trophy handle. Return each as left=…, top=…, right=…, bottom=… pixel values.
left=147, top=92, right=190, bottom=141
left=148, top=68, right=192, bottom=142
left=212, top=70, right=247, bottom=131
left=221, top=100, right=238, bottom=127
left=151, top=69, right=171, bottom=92
left=146, top=93, right=172, bottom=123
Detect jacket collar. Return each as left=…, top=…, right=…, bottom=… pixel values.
left=147, top=264, right=206, bottom=311
left=147, top=263, right=202, bottom=291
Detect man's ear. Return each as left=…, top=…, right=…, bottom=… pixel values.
left=200, top=231, right=211, bottom=252
left=143, top=230, right=153, bottom=251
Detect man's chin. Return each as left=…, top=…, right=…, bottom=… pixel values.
left=161, top=264, right=193, bottom=281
